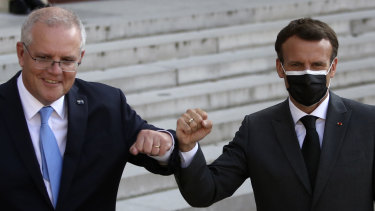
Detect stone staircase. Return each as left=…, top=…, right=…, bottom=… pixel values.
left=1, top=0, right=375, bottom=210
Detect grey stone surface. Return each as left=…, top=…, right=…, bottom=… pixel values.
left=119, top=81, right=375, bottom=202
left=1, top=0, right=374, bottom=49
left=2, top=12, right=375, bottom=83
left=1, top=0, right=375, bottom=210
left=125, top=54, right=375, bottom=121
left=118, top=140, right=229, bottom=200
left=116, top=178, right=253, bottom=211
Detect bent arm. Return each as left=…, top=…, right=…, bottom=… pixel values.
left=175, top=118, right=250, bottom=207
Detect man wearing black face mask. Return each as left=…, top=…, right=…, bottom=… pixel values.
left=174, top=18, right=375, bottom=211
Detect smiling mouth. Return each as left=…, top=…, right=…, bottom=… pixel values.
left=44, top=79, right=59, bottom=84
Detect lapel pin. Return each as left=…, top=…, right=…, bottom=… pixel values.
left=76, top=99, right=84, bottom=105
left=337, top=122, right=343, bottom=126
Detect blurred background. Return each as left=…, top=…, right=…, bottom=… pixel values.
left=1, top=0, right=375, bottom=210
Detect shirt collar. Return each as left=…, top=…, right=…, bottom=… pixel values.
left=17, top=73, right=66, bottom=120
left=289, top=93, right=330, bottom=124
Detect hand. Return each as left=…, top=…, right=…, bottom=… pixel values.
left=177, top=108, right=213, bottom=152
left=130, top=130, right=173, bottom=156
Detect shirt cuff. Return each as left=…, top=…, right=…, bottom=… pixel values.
left=179, top=143, right=198, bottom=168
left=149, top=130, right=174, bottom=165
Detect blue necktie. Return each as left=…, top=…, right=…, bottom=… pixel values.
left=39, top=106, right=62, bottom=207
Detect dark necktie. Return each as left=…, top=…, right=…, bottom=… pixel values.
left=39, top=106, right=62, bottom=207
left=300, top=115, right=320, bottom=188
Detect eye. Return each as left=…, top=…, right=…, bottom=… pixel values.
left=313, top=63, right=323, bottom=67
left=62, top=59, right=76, bottom=63
left=63, top=59, right=75, bottom=62
left=61, top=56, right=77, bottom=62
left=61, top=60, right=78, bottom=68
left=289, top=63, right=302, bottom=67
left=311, top=63, right=328, bottom=70
left=286, top=63, right=303, bottom=70
left=36, top=56, right=50, bottom=60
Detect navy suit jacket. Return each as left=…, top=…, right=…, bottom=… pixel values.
left=176, top=92, right=375, bottom=211
left=0, top=72, right=179, bottom=210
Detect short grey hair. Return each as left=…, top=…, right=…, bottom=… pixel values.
left=21, top=7, right=87, bottom=49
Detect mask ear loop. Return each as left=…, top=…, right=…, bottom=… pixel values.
left=281, top=63, right=287, bottom=75
left=326, top=57, right=336, bottom=89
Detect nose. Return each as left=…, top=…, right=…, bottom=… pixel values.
left=303, top=64, right=311, bottom=70
left=49, top=61, right=63, bottom=73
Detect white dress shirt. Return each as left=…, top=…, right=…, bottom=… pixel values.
left=180, top=95, right=330, bottom=168
left=17, top=74, right=67, bottom=202
left=289, top=94, right=329, bottom=148
left=17, top=73, right=174, bottom=202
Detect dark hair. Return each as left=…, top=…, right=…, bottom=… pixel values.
left=275, top=18, right=338, bottom=63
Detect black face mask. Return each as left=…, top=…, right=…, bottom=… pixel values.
left=286, top=73, right=328, bottom=106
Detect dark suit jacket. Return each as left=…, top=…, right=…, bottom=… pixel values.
left=175, top=92, right=375, bottom=211
left=0, top=72, right=179, bottom=211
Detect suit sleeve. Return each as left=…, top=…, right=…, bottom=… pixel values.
left=118, top=89, right=179, bottom=175
left=175, top=117, right=250, bottom=207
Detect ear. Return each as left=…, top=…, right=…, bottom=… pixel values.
left=329, top=57, right=338, bottom=78
left=276, top=58, right=285, bottom=78
left=79, top=50, right=85, bottom=64
left=16, top=42, right=25, bottom=68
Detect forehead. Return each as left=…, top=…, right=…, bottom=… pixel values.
left=281, top=35, right=332, bottom=63
left=30, top=22, right=81, bottom=54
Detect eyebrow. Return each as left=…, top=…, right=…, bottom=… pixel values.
left=60, top=56, right=78, bottom=61
left=286, top=61, right=328, bottom=66
left=286, top=61, right=303, bottom=65
left=311, top=61, right=328, bottom=66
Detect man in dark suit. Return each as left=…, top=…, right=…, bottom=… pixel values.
left=175, top=18, right=375, bottom=210
left=9, top=0, right=48, bottom=15
left=0, top=7, right=179, bottom=210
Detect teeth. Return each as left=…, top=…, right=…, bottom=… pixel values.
left=45, top=79, right=58, bottom=84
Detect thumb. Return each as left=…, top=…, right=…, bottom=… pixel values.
left=202, top=119, right=213, bottom=130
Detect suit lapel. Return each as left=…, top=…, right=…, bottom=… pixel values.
left=312, top=92, right=351, bottom=204
left=56, top=83, right=88, bottom=208
left=0, top=73, right=51, bottom=206
left=272, top=100, right=312, bottom=195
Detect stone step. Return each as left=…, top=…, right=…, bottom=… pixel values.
left=118, top=139, right=254, bottom=210
left=118, top=82, right=375, bottom=201
left=114, top=82, right=375, bottom=208
left=118, top=140, right=230, bottom=200
left=1, top=8, right=375, bottom=83
left=67, top=0, right=375, bottom=44
left=116, top=102, right=280, bottom=201
left=74, top=31, right=375, bottom=95
left=150, top=81, right=375, bottom=146
left=334, top=82, right=375, bottom=105
left=125, top=55, right=375, bottom=121
left=1, top=0, right=374, bottom=56
left=76, top=45, right=276, bottom=94
left=116, top=179, right=254, bottom=211
left=117, top=82, right=375, bottom=210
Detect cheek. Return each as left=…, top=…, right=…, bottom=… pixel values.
left=63, top=74, right=76, bottom=93
left=22, top=68, right=41, bottom=90
left=326, top=75, right=331, bottom=86
left=284, top=77, right=290, bottom=89
left=19, top=59, right=25, bottom=68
